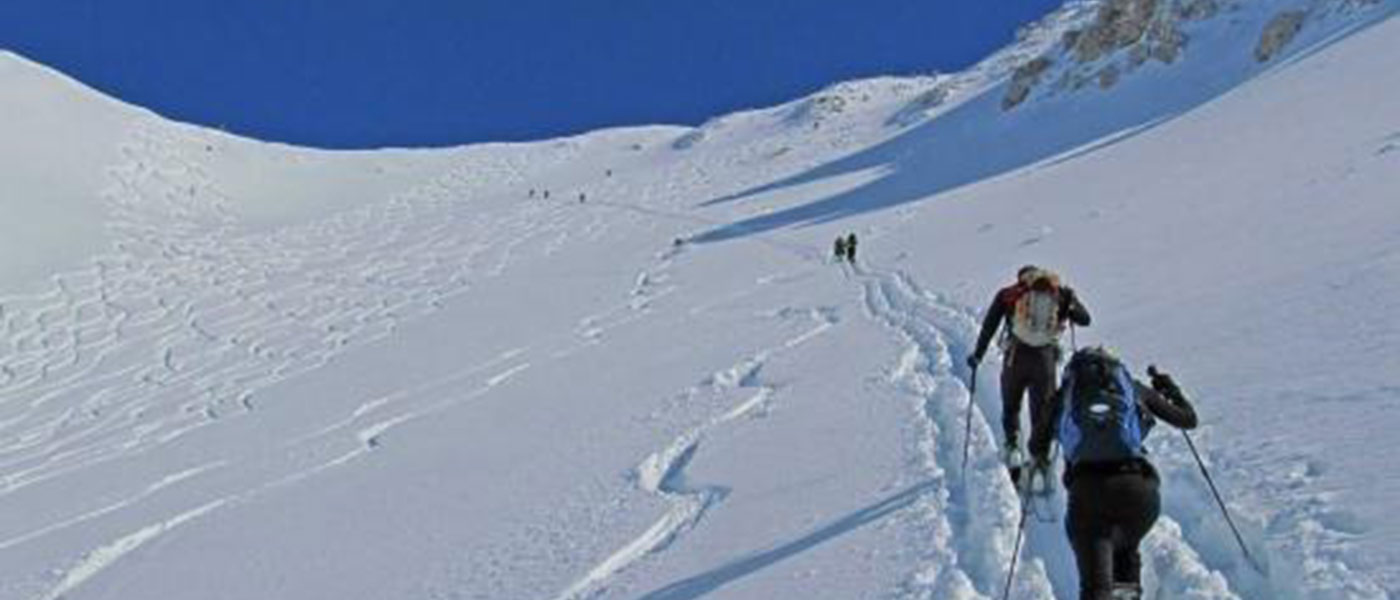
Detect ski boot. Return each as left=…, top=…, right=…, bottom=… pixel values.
left=1024, top=458, right=1053, bottom=498
left=1002, top=437, right=1024, bottom=487
left=1021, top=457, right=1058, bottom=522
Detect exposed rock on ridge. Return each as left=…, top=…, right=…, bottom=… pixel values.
left=999, top=0, right=1387, bottom=111
left=1255, top=10, right=1307, bottom=62
left=1003, top=0, right=1206, bottom=109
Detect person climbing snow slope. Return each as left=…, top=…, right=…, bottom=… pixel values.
left=1027, top=347, right=1199, bottom=600
left=967, top=265, right=1090, bottom=481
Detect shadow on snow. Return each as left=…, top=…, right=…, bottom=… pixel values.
left=684, top=48, right=1301, bottom=245
left=634, top=481, right=936, bottom=600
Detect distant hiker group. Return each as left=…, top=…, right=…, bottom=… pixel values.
left=527, top=169, right=614, bottom=203
left=832, top=233, right=858, bottom=264
left=963, top=265, right=1217, bottom=600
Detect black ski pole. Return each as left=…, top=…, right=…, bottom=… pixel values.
left=1002, top=495, right=1030, bottom=600
left=1148, top=366, right=1261, bottom=573
left=1180, top=430, right=1262, bottom=573
left=961, top=364, right=977, bottom=476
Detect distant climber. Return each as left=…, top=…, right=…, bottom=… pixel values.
left=1027, top=348, right=1198, bottom=600
left=967, top=265, right=1090, bottom=481
left=845, top=233, right=858, bottom=263
left=833, top=237, right=848, bottom=262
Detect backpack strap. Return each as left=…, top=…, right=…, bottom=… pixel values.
left=998, top=283, right=1027, bottom=308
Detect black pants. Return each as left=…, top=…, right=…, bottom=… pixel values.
left=1000, top=342, right=1058, bottom=441
left=1066, top=466, right=1160, bottom=600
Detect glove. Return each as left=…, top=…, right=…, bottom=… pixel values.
left=1148, top=366, right=1185, bottom=402
left=966, top=354, right=980, bottom=370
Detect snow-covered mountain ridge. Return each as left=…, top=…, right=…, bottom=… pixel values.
left=1, top=1, right=1398, bottom=598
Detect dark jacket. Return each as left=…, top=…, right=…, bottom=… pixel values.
left=972, top=283, right=1091, bottom=361
left=1030, top=375, right=1198, bottom=483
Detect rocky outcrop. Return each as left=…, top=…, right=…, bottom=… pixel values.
left=785, top=93, right=848, bottom=126
left=1255, top=11, right=1307, bottom=62
left=1070, top=0, right=1160, bottom=63
left=1003, top=57, right=1053, bottom=110
left=993, top=0, right=1387, bottom=113
left=1068, top=0, right=1191, bottom=67
left=1004, top=0, right=1199, bottom=109
left=887, top=82, right=951, bottom=127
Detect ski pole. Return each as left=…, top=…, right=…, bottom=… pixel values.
left=1002, top=494, right=1031, bottom=600
left=1148, top=366, right=1262, bottom=573
left=1153, top=363, right=1265, bottom=570
left=961, top=364, right=977, bottom=476
left=1180, top=429, right=1263, bottom=573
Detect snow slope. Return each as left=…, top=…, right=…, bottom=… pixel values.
left=1, top=1, right=1398, bottom=598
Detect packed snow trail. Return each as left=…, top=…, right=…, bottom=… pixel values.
left=858, top=266, right=1050, bottom=599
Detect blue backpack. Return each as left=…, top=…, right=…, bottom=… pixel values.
left=1058, top=348, right=1153, bottom=464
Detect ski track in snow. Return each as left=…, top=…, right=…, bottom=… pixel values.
left=0, top=460, right=226, bottom=552
left=552, top=307, right=837, bottom=600
left=0, top=125, right=569, bottom=500
left=40, top=498, right=229, bottom=600
left=860, top=268, right=1040, bottom=599
left=4, top=113, right=804, bottom=598
left=6, top=116, right=756, bottom=598
left=0, top=123, right=645, bottom=598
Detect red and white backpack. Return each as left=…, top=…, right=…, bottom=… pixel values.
left=1004, top=268, right=1063, bottom=347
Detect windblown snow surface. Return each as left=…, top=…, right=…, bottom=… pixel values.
left=1, top=1, right=1398, bottom=598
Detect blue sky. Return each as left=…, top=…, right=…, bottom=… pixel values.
left=0, top=1, right=1064, bottom=149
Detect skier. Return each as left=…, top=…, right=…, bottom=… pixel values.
left=845, top=233, right=858, bottom=263
left=1026, top=347, right=1198, bottom=600
left=966, top=265, right=1090, bottom=479
left=833, top=237, right=848, bottom=263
